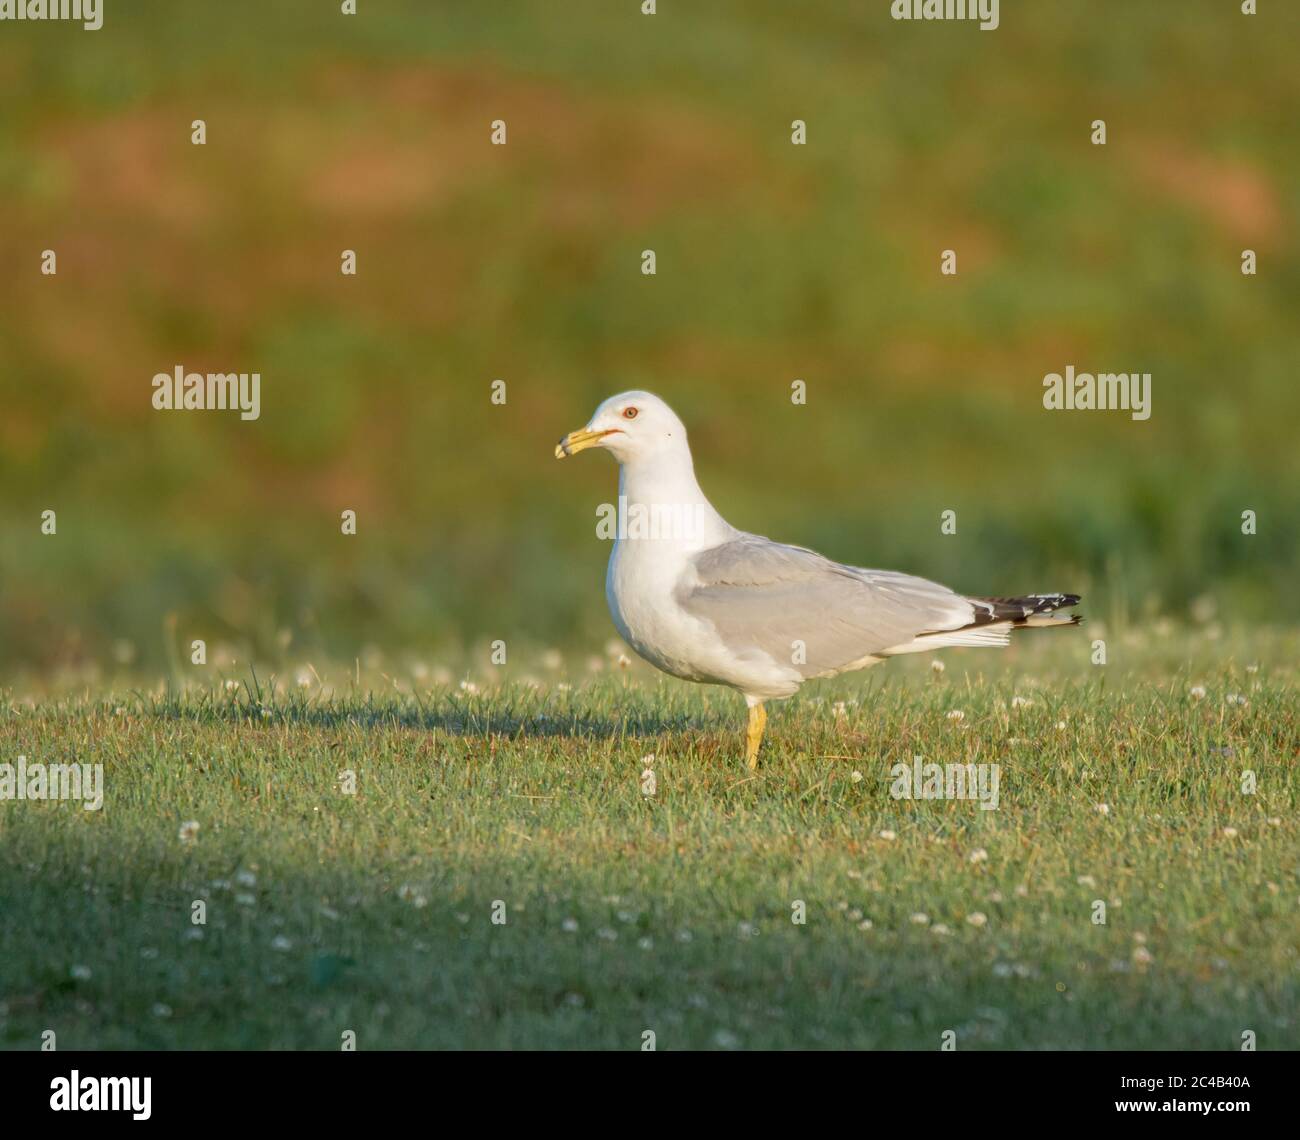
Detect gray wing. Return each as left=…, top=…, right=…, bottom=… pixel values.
left=676, top=534, right=977, bottom=678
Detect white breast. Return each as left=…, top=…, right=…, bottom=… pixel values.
left=605, top=537, right=707, bottom=680
left=600, top=442, right=800, bottom=698
left=605, top=537, right=801, bottom=698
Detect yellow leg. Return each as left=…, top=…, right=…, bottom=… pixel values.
left=745, top=701, right=767, bottom=769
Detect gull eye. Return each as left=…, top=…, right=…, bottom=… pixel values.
left=623, top=407, right=639, bottom=419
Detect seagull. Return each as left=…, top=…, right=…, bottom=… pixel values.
left=556, top=392, right=1081, bottom=768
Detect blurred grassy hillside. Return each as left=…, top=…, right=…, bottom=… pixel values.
left=1, top=1, right=1297, bottom=675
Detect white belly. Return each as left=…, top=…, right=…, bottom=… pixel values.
left=605, top=538, right=801, bottom=698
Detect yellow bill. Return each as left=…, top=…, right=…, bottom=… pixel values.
left=555, top=427, right=614, bottom=459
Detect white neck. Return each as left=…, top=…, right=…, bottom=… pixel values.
left=616, top=443, right=733, bottom=551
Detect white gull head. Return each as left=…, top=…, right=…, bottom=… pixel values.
left=554, top=390, right=690, bottom=467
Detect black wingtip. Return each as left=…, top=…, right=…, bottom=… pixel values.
left=969, top=592, right=1083, bottom=623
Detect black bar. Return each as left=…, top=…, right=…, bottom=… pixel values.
left=2, top=1048, right=1291, bottom=1126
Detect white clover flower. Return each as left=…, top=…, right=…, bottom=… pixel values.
left=847, top=909, right=863, bottom=922
left=271, top=936, right=292, bottom=952
left=1221, top=826, right=1238, bottom=838
left=966, top=911, right=988, bottom=927
left=1132, top=946, right=1154, bottom=965
left=397, top=884, right=428, bottom=907
left=946, top=709, right=965, bottom=722
left=459, top=679, right=479, bottom=695
left=178, top=820, right=200, bottom=845
left=561, top=918, right=579, bottom=933
left=930, top=659, right=945, bottom=674
left=930, top=924, right=951, bottom=936
left=879, top=829, right=897, bottom=841
left=1096, top=803, right=1110, bottom=815
left=1189, top=684, right=1207, bottom=700
left=1055, top=721, right=1067, bottom=730
left=1225, top=694, right=1248, bottom=707
left=1011, top=696, right=1033, bottom=709
left=235, top=868, right=257, bottom=888
left=968, top=848, right=989, bottom=864
left=850, top=770, right=863, bottom=783
left=858, top=919, right=874, bottom=930
left=909, top=912, right=929, bottom=925
left=1077, top=875, right=1097, bottom=888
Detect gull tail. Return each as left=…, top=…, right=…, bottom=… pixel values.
left=880, top=593, right=1083, bottom=655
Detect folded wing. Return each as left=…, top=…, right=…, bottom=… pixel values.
left=675, top=534, right=978, bottom=679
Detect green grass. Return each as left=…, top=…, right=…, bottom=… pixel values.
left=1, top=629, right=1296, bottom=1049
